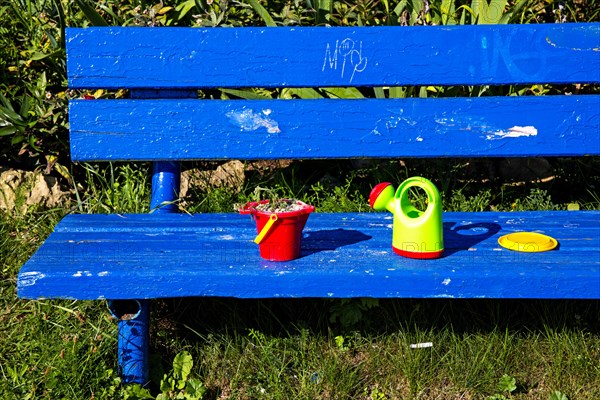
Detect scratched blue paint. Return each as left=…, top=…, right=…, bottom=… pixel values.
left=65, top=24, right=600, bottom=88
left=17, top=211, right=600, bottom=300
left=69, top=95, right=600, bottom=161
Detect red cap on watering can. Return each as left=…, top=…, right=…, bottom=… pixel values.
left=369, top=182, right=395, bottom=212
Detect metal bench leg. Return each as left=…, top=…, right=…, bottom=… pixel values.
left=108, top=299, right=150, bottom=385
left=151, top=161, right=180, bottom=212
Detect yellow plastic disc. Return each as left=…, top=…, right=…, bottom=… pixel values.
left=498, top=232, right=558, bottom=252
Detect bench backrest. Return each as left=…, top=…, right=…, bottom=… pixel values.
left=66, top=24, right=600, bottom=162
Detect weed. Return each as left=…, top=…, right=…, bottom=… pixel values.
left=309, top=174, right=367, bottom=212
left=364, top=385, right=389, bottom=400
left=334, top=334, right=350, bottom=351
left=447, top=188, right=493, bottom=212
left=549, top=391, right=569, bottom=400
left=118, top=351, right=206, bottom=399
left=511, top=188, right=558, bottom=211
left=486, top=374, right=517, bottom=399
left=74, top=163, right=151, bottom=214
left=329, top=298, right=380, bottom=329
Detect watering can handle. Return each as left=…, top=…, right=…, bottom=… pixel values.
left=254, top=214, right=278, bottom=244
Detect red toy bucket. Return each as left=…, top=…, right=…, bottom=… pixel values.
left=240, top=200, right=315, bottom=261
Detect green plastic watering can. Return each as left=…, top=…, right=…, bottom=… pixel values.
left=369, top=177, right=444, bottom=259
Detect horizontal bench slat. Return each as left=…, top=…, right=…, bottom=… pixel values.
left=69, top=95, right=600, bottom=161
left=66, top=24, right=600, bottom=89
left=17, top=211, right=600, bottom=300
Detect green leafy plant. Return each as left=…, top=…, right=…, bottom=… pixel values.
left=486, top=373, right=517, bottom=399
left=447, top=188, right=493, bottom=212
left=122, top=351, right=206, bottom=400
left=96, top=368, right=123, bottom=399
left=246, top=0, right=277, bottom=26
left=0, top=73, right=51, bottom=154
left=511, top=188, right=558, bottom=211
left=158, top=351, right=206, bottom=400
left=0, top=0, right=70, bottom=166
left=309, top=176, right=365, bottom=212
left=334, top=334, right=350, bottom=351
left=329, top=298, right=380, bottom=328
left=471, top=0, right=509, bottom=24
left=364, top=385, right=388, bottom=400
left=548, top=391, right=569, bottom=400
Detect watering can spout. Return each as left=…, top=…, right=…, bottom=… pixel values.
left=369, top=182, right=397, bottom=214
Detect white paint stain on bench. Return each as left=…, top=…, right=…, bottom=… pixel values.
left=19, top=271, right=45, bottom=286
left=226, top=109, right=281, bottom=133
left=487, top=125, right=538, bottom=140
left=372, top=114, right=417, bottom=136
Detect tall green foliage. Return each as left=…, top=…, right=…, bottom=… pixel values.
left=0, top=0, right=69, bottom=168
left=2, top=0, right=599, bottom=165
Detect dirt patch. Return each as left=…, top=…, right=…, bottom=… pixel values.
left=180, top=160, right=246, bottom=197
left=0, top=168, right=70, bottom=212
left=180, top=160, right=296, bottom=197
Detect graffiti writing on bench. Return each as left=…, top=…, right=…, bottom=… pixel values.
left=322, top=38, right=368, bottom=83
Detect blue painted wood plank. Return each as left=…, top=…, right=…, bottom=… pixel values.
left=65, top=24, right=600, bottom=89
left=69, top=95, right=600, bottom=161
left=17, top=211, right=600, bottom=300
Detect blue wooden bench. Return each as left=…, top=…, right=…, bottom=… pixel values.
left=17, top=24, right=600, bottom=385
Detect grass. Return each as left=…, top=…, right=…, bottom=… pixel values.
left=151, top=298, right=600, bottom=399
left=1, top=158, right=599, bottom=399
left=0, top=207, right=116, bottom=399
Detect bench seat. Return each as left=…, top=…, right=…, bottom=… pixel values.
left=18, top=210, right=600, bottom=300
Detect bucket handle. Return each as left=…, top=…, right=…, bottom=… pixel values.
left=254, top=214, right=278, bottom=244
